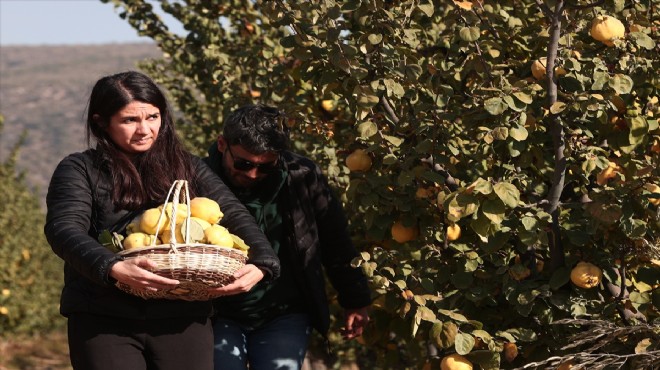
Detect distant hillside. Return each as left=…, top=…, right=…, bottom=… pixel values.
left=0, top=43, right=161, bottom=208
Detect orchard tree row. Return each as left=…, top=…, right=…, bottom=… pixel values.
left=0, top=115, right=64, bottom=336
left=102, top=0, right=659, bottom=368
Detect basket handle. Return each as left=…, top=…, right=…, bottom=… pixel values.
left=152, top=180, right=192, bottom=252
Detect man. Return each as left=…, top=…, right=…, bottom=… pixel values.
left=204, top=104, right=371, bottom=370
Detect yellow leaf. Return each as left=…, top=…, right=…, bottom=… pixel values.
left=453, top=0, right=473, bottom=10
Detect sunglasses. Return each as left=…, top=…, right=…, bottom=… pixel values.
left=226, top=146, right=279, bottom=173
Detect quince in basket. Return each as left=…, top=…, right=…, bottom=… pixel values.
left=190, top=197, right=224, bottom=224
left=205, top=224, right=233, bottom=246
left=123, top=232, right=160, bottom=250
left=118, top=197, right=249, bottom=255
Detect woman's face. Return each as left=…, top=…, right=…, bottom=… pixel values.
left=106, top=101, right=161, bottom=155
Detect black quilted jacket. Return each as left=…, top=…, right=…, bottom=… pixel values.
left=44, top=149, right=280, bottom=319
left=205, top=149, right=371, bottom=335
left=281, top=152, right=372, bottom=335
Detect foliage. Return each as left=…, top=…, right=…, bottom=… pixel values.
left=0, top=115, right=65, bottom=336
left=102, top=0, right=660, bottom=368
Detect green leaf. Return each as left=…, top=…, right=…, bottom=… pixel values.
left=455, top=332, right=475, bottom=355
left=470, top=178, right=493, bottom=195
left=549, top=267, right=571, bottom=290
left=451, top=271, right=474, bottom=289
left=358, top=121, right=378, bottom=138
left=484, top=97, right=508, bottom=115
left=504, top=95, right=526, bottom=112
left=482, top=199, right=506, bottom=225
left=384, top=78, right=405, bottom=98
left=628, top=116, right=649, bottom=145
left=403, top=28, right=419, bottom=48
left=591, top=72, right=609, bottom=91
left=472, top=329, right=492, bottom=343
left=549, top=101, right=567, bottom=114
left=434, top=321, right=457, bottom=349
left=621, top=218, right=647, bottom=238
left=341, top=0, right=361, bottom=11
left=98, top=229, right=113, bottom=246
left=513, top=92, right=533, bottom=104
left=521, top=216, right=538, bottom=231
left=509, top=125, right=528, bottom=141
left=417, top=3, right=434, bottom=17
left=417, top=306, right=437, bottom=322
left=98, top=229, right=122, bottom=253
left=497, top=331, right=516, bottom=342
left=383, top=135, right=404, bottom=147
left=404, top=64, right=423, bottom=82
left=438, top=309, right=469, bottom=322
left=368, top=33, right=383, bottom=45
left=471, top=215, right=491, bottom=240
left=585, top=202, right=622, bottom=225
left=506, top=327, right=538, bottom=342
left=491, top=127, right=509, bottom=140
left=459, top=26, right=480, bottom=42
left=447, top=193, right=480, bottom=222
left=630, top=32, right=655, bottom=50
left=183, top=218, right=206, bottom=242
left=279, top=35, right=298, bottom=48
left=382, top=154, right=397, bottom=165
left=356, top=86, right=380, bottom=108
left=609, top=74, right=634, bottom=95
left=494, top=182, right=520, bottom=208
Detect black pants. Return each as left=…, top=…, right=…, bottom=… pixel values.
left=67, top=313, right=213, bottom=370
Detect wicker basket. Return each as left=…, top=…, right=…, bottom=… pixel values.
left=115, top=180, right=247, bottom=301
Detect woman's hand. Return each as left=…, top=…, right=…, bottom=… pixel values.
left=110, top=257, right=179, bottom=291
left=207, top=264, right=264, bottom=297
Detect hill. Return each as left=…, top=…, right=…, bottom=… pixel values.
left=0, top=43, right=161, bottom=207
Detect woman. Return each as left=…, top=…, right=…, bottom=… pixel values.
left=44, top=71, right=280, bottom=370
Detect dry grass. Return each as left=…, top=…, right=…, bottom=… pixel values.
left=0, top=329, right=71, bottom=370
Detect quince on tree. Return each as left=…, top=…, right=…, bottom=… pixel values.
left=590, top=15, right=625, bottom=47
left=570, top=261, right=602, bottom=289
left=391, top=221, right=418, bottom=243
left=440, top=354, right=472, bottom=370
left=346, top=149, right=372, bottom=172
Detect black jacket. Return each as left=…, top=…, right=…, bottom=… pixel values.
left=44, top=149, right=280, bottom=319
left=205, top=149, right=371, bottom=334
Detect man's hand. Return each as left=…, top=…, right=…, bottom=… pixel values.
left=208, top=264, right=265, bottom=297
left=341, top=306, right=370, bottom=340
left=110, top=257, right=180, bottom=292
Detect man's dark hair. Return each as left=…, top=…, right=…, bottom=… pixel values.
left=223, top=104, right=290, bottom=153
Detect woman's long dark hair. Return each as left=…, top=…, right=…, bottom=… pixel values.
left=86, top=71, right=195, bottom=210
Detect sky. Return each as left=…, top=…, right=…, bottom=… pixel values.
left=0, top=0, right=185, bottom=46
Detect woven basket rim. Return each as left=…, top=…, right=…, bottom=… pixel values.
left=117, top=242, right=239, bottom=256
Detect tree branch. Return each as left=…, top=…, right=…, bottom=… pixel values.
left=380, top=96, right=400, bottom=124
left=540, top=0, right=567, bottom=271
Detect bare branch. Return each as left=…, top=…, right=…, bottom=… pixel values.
left=379, top=96, right=400, bottom=124
left=420, top=157, right=459, bottom=192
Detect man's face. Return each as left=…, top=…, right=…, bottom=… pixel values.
left=217, top=136, right=279, bottom=189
